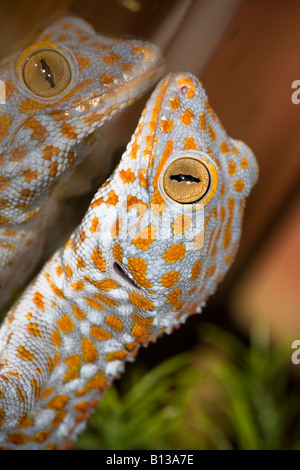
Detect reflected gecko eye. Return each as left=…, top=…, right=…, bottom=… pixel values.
left=163, top=157, right=211, bottom=204
left=22, top=49, right=71, bottom=98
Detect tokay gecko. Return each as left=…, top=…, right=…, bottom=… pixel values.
left=0, top=72, right=258, bottom=449
left=0, top=15, right=164, bottom=309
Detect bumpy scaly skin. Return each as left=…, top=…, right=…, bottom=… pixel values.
left=0, top=15, right=163, bottom=309
left=0, top=72, right=258, bottom=449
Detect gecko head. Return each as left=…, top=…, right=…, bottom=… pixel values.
left=6, top=15, right=164, bottom=109
left=67, top=72, right=258, bottom=338
left=0, top=15, right=164, bottom=225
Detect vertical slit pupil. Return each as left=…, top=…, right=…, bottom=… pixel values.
left=40, top=58, right=55, bottom=88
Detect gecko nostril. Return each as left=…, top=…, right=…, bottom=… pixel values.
left=113, top=262, right=140, bottom=289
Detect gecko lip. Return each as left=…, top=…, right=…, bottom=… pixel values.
left=113, top=262, right=140, bottom=289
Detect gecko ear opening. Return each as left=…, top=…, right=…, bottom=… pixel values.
left=162, top=157, right=211, bottom=204
left=22, top=47, right=72, bottom=98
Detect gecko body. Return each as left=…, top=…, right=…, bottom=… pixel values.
left=0, top=15, right=163, bottom=309
left=0, top=72, right=258, bottom=449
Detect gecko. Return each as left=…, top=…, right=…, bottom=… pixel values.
left=0, top=72, right=258, bottom=449
left=0, top=15, right=164, bottom=310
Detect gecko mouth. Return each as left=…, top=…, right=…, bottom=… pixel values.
left=113, top=262, right=140, bottom=289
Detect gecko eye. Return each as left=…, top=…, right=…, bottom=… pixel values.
left=22, top=49, right=71, bottom=98
left=163, top=157, right=211, bottom=204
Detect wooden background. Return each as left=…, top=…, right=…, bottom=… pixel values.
left=1, top=0, right=300, bottom=348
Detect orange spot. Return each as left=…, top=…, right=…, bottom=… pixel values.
left=64, top=355, right=81, bottom=382
left=112, top=243, right=123, bottom=263
left=103, top=53, right=121, bottom=65
left=51, top=330, right=61, bottom=348
left=160, top=271, right=180, bottom=288
left=90, top=216, right=99, bottom=233
left=206, top=264, right=216, bottom=278
left=111, top=218, right=121, bottom=238
left=17, top=345, right=35, bottom=361
left=129, top=122, right=144, bottom=160
left=106, top=190, right=119, bottom=206
left=47, top=395, right=69, bottom=410
left=220, top=141, right=230, bottom=154
left=163, top=243, right=186, bottom=263
left=223, top=198, right=235, bottom=249
left=90, top=326, right=112, bottom=341
left=19, top=99, right=47, bottom=113
left=106, top=350, right=127, bottom=362
left=91, top=196, right=104, bottom=208
left=94, top=292, right=118, bottom=307
left=5, top=80, right=17, bottom=98
left=184, top=136, right=198, bottom=150
left=132, top=225, right=156, bottom=250
left=7, top=433, right=29, bottom=445
left=33, top=431, right=51, bottom=443
left=105, top=315, right=123, bottom=332
left=22, top=169, right=39, bottom=183
left=199, top=112, right=207, bottom=132
left=32, top=292, right=45, bottom=310
left=0, top=115, right=11, bottom=141
left=61, top=122, right=77, bottom=139
left=56, top=266, right=63, bottom=277
left=16, top=387, right=25, bottom=402
left=119, top=168, right=135, bottom=184
left=0, top=176, right=10, bottom=191
left=127, top=195, right=148, bottom=215
left=160, top=118, right=174, bottom=133
left=24, top=116, right=48, bottom=141
left=77, top=257, right=86, bottom=269
left=26, top=322, right=41, bottom=336
left=18, top=414, right=34, bottom=429
left=180, top=108, right=194, bottom=126
left=11, top=146, right=27, bottom=162
left=77, top=56, right=92, bottom=69
left=241, top=157, right=249, bottom=169
left=71, top=280, right=85, bottom=290
left=65, top=264, right=73, bottom=280
left=208, top=124, right=216, bottom=142
left=129, top=292, right=154, bottom=310
left=81, top=338, right=98, bottom=362
left=100, top=73, right=115, bottom=87
left=190, top=260, right=202, bottom=281
left=85, top=297, right=104, bottom=310
left=131, top=313, right=153, bottom=339
left=170, top=96, right=180, bottom=110
left=228, top=161, right=236, bottom=176
left=234, top=179, right=245, bottom=192
left=43, top=145, right=59, bottom=160
left=128, top=257, right=153, bottom=288
left=40, top=387, right=55, bottom=400
left=122, top=62, right=134, bottom=72
left=73, top=304, right=86, bottom=320
left=138, top=168, right=147, bottom=187
left=76, top=371, right=107, bottom=396
left=57, top=314, right=74, bottom=334
left=84, top=277, right=119, bottom=291
left=151, top=188, right=166, bottom=216
left=91, top=248, right=106, bottom=272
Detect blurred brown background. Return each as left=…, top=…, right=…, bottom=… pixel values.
left=1, top=0, right=300, bottom=345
